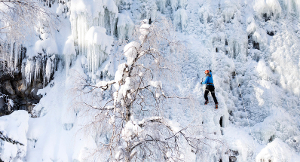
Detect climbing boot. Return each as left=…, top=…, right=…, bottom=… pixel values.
left=204, top=100, right=209, bottom=105
left=215, top=104, right=218, bottom=109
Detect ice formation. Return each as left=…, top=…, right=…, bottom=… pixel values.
left=175, top=9, right=188, bottom=31
left=0, top=42, right=25, bottom=73
left=63, top=36, right=76, bottom=75
left=117, top=12, right=134, bottom=40
left=1, top=0, right=300, bottom=161
left=85, top=26, right=113, bottom=74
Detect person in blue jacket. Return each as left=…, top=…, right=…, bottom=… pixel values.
left=201, top=70, right=218, bottom=109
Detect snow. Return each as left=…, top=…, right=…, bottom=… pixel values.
left=63, top=36, right=76, bottom=56
left=115, top=63, right=127, bottom=83
left=56, top=3, right=64, bottom=15
left=148, top=81, right=162, bottom=88
left=63, top=36, right=76, bottom=75
left=85, top=26, right=113, bottom=50
left=175, top=9, right=188, bottom=31
left=25, top=60, right=100, bottom=162
left=123, top=41, right=140, bottom=65
left=0, top=111, right=29, bottom=162
left=117, top=12, right=134, bottom=40
left=121, top=120, right=142, bottom=142
left=256, top=138, right=300, bottom=162
left=139, top=23, right=150, bottom=36
left=85, top=26, right=113, bottom=74
left=1, top=0, right=300, bottom=161
left=254, top=0, right=282, bottom=19
left=34, top=36, right=58, bottom=55
left=68, top=0, right=118, bottom=76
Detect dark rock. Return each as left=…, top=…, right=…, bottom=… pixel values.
left=0, top=98, right=5, bottom=109
left=24, top=87, right=32, bottom=96
left=220, top=116, right=223, bottom=127
left=31, top=88, right=39, bottom=97
left=226, top=149, right=239, bottom=156
left=269, top=135, right=275, bottom=143
left=267, top=31, right=275, bottom=36
left=0, top=54, right=60, bottom=115
left=27, top=105, right=35, bottom=113
left=229, top=156, right=237, bottom=162
left=17, top=80, right=27, bottom=94
left=37, top=83, right=43, bottom=89
left=4, top=81, right=15, bottom=95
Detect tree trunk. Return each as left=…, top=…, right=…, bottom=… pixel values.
left=125, top=104, right=131, bottom=122
left=125, top=144, right=131, bottom=162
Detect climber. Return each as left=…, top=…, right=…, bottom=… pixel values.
left=201, top=70, right=218, bottom=109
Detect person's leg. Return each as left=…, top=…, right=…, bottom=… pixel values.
left=204, top=87, right=209, bottom=104
left=211, top=92, right=218, bottom=104
left=210, top=86, right=218, bottom=104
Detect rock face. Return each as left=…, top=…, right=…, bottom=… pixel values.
left=0, top=40, right=59, bottom=116
left=0, top=68, right=46, bottom=116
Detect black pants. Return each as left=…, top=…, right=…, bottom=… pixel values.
left=204, top=85, right=218, bottom=104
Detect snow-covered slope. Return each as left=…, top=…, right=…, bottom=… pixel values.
left=1, top=0, right=300, bottom=161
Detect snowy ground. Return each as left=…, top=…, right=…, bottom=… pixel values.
left=1, top=0, right=300, bottom=161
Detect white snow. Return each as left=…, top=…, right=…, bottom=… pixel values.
left=85, top=26, right=113, bottom=74
left=124, top=41, right=140, bottom=66
left=256, top=138, right=300, bottom=162
left=117, top=12, right=134, bottom=40
left=148, top=81, right=162, bottom=88
left=254, top=0, right=282, bottom=19
left=174, top=9, right=188, bottom=31
left=0, top=111, right=29, bottom=162
left=1, top=0, right=300, bottom=161
left=34, top=36, right=58, bottom=55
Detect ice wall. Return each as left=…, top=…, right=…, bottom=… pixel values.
left=23, top=30, right=58, bottom=86
left=85, top=26, right=113, bottom=74
left=0, top=42, right=26, bottom=73
left=69, top=0, right=118, bottom=75
left=178, top=0, right=300, bottom=161
left=117, top=12, right=134, bottom=40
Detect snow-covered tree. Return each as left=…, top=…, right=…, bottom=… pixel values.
left=75, top=18, right=219, bottom=161
left=0, top=0, right=55, bottom=73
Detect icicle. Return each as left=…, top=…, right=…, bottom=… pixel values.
left=34, top=57, right=41, bottom=81
left=45, top=57, right=53, bottom=84
left=9, top=41, right=13, bottom=71
left=174, top=9, right=188, bottom=31
left=117, top=13, right=134, bottom=40
left=14, top=43, right=18, bottom=70
left=25, top=59, right=35, bottom=84
left=156, top=0, right=167, bottom=13
left=85, top=26, right=113, bottom=74
left=63, top=36, right=76, bottom=76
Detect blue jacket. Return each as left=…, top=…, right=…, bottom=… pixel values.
left=202, top=72, right=214, bottom=85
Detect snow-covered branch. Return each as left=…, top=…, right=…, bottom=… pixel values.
left=0, top=131, right=23, bottom=146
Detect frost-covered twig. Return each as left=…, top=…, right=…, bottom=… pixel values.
left=0, top=131, right=23, bottom=146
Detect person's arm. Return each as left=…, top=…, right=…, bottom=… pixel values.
left=202, top=76, right=208, bottom=84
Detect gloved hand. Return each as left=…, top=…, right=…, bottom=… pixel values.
left=210, top=70, right=212, bottom=72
